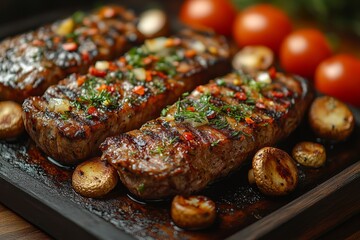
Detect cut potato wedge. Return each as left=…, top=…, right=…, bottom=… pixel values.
left=252, top=147, right=298, bottom=196
left=309, top=96, right=354, bottom=141
left=292, top=141, right=326, bottom=168
left=171, top=195, right=216, bottom=230
left=72, top=157, right=118, bottom=198
left=0, top=101, right=24, bottom=139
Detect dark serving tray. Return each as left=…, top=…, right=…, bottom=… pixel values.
left=1, top=1, right=360, bottom=239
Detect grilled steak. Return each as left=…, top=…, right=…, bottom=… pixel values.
left=0, top=6, right=143, bottom=102
left=23, top=30, right=232, bottom=165
left=101, top=70, right=313, bottom=199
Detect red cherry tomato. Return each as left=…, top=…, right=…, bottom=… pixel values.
left=232, top=4, right=292, bottom=53
left=179, top=0, right=237, bottom=36
left=315, top=54, right=360, bottom=107
left=280, top=29, right=332, bottom=78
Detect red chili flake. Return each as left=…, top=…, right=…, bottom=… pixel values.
left=89, top=66, right=107, bottom=77
left=133, top=86, right=145, bottom=96
left=81, top=51, right=90, bottom=62
left=32, top=39, right=45, bottom=46
left=234, top=92, right=247, bottom=101
left=53, top=36, right=61, bottom=44
left=143, top=56, right=158, bottom=65
left=118, top=57, right=127, bottom=65
left=268, top=67, right=277, bottom=79
left=165, top=38, right=181, bottom=47
left=245, top=117, right=255, bottom=125
left=183, top=132, right=194, bottom=141
left=155, top=71, right=167, bottom=79
left=272, top=91, right=285, bottom=98
left=196, top=86, right=204, bottom=93
left=107, top=85, right=116, bottom=92
left=186, top=106, right=195, bottom=112
left=97, top=84, right=108, bottom=91
left=256, top=102, right=266, bottom=109
left=207, top=112, right=217, bottom=119
left=184, top=49, right=197, bottom=58
left=210, top=85, right=220, bottom=96
left=85, top=28, right=99, bottom=36
left=108, top=62, right=118, bottom=71
left=87, top=106, right=97, bottom=115
left=145, top=71, right=152, bottom=82
left=77, top=76, right=86, bottom=86
left=101, top=7, right=116, bottom=18
left=62, top=42, right=78, bottom=51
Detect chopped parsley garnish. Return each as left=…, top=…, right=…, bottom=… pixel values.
left=73, top=77, right=120, bottom=111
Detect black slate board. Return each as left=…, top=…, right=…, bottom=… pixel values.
left=1, top=1, right=360, bottom=239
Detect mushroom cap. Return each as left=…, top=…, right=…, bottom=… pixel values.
left=171, top=195, right=216, bottom=230
left=232, top=45, right=274, bottom=72
left=292, top=141, right=326, bottom=168
left=309, top=96, right=355, bottom=141
left=72, top=157, right=118, bottom=198
left=252, top=147, right=298, bottom=196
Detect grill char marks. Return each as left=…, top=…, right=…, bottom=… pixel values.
left=0, top=5, right=143, bottom=102
left=23, top=30, right=232, bottom=165
left=101, top=71, right=313, bottom=199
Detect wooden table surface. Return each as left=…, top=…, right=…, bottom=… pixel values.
left=0, top=202, right=359, bottom=240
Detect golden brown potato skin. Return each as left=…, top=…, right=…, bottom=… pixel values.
left=171, top=195, right=216, bottom=230
left=309, top=96, right=355, bottom=141
left=292, top=141, right=326, bottom=168
left=252, top=147, right=299, bottom=196
left=0, top=101, right=24, bottom=139
left=72, top=157, right=118, bottom=198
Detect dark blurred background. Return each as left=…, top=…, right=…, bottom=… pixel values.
left=0, top=0, right=359, bottom=40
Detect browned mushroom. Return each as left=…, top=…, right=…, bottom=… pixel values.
left=292, top=142, right=326, bottom=168
left=232, top=46, right=274, bottom=72
left=72, top=157, right=118, bottom=198
left=309, top=96, right=355, bottom=141
left=252, top=147, right=298, bottom=196
left=137, top=9, right=169, bottom=39
left=0, top=101, right=24, bottom=139
left=171, top=195, right=216, bottom=230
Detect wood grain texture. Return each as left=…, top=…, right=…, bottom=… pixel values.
left=0, top=204, right=50, bottom=240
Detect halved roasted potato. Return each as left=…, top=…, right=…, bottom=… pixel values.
left=72, top=157, right=118, bottom=198
left=232, top=46, right=274, bottom=72
left=292, top=141, right=326, bottom=168
left=309, top=96, right=355, bottom=141
left=137, top=9, right=169, bottom=38
left=171, top=195, right=216, bottom=230
left=0, top=101, right=24, bottom=139
left=252, top=147, right=298, bottom=196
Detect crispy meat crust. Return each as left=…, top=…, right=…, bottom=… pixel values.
left=101, top=71, right=313, bottom=199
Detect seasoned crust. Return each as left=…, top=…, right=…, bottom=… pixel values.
left=23, top=30, right=232, bottom=165
left=101, top=71, right=313, bottom=199
left=0, top=5, right=143, bottom=102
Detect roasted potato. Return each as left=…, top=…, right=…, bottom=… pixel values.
left=292, top=142, right=326, bottom=168
left=248, top=168, right=256, bottom=185
left=0, top=101, right=24, bottom=139
left=137, top=9, right=169, bottom=38
left=309, top=96, right=355, bottom=141
left=232, top=46, right=274, bottom=72
left=252, top=147, right=298, bottom=196
left=72, top=157, right=118, bottom=198
left=171, top=195, right=216, bottom=230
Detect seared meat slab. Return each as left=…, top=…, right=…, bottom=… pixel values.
left=23, top=30, right=231, bottom=165
left=101, top=71, right=313, bottom=199
left=0, top=6, right=143, bottom=102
